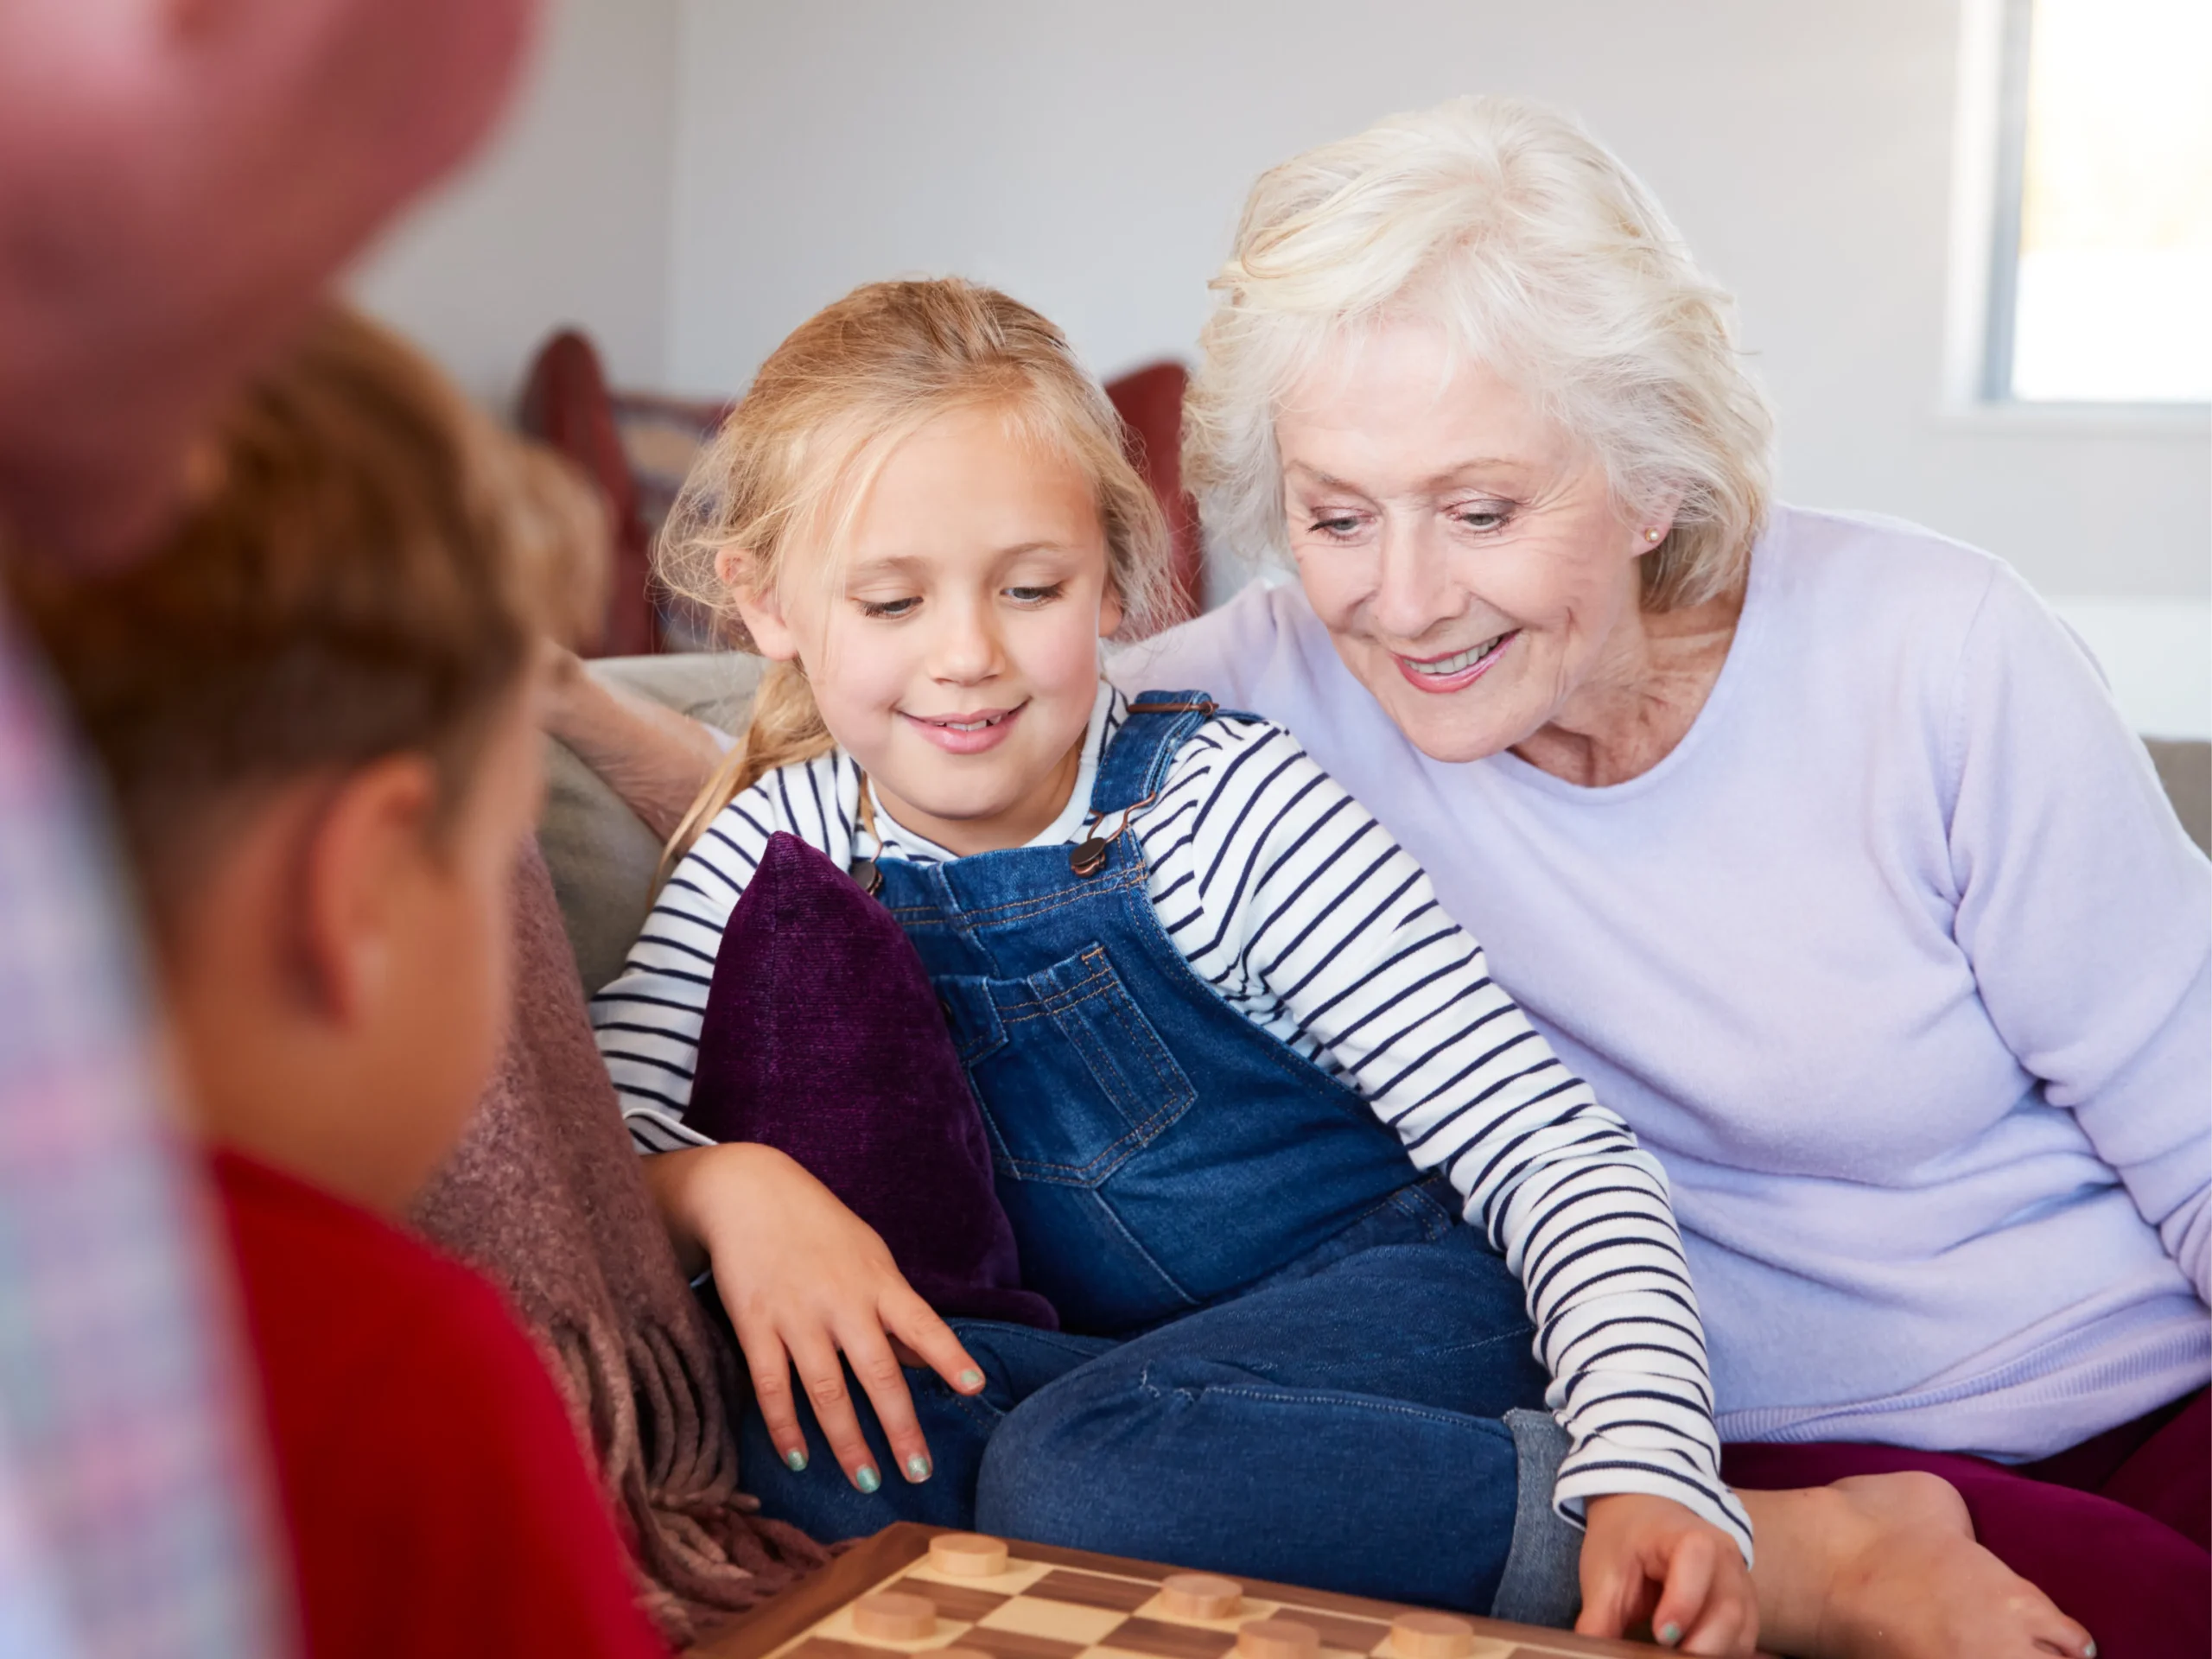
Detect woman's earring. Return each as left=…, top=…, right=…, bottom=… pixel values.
left=1643, top=527, right=1662, bottom=543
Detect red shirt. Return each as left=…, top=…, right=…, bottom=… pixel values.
left=213, top=1150, right=670, bottom=1659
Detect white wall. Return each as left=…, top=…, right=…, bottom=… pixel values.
left=349, top=0, right=683, bottom=409
left=2050, top=598, right=2211, bottom=741
left=335, top=0, right=2209, bottom=734
left=667, top=0, right=2209, bottom=733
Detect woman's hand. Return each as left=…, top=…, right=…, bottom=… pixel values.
left=538, top=643, right=729, bottom=842
left=640, top=1141, right=985, bottom=1492
left=1576, top=1493, right=1757, bottom=1655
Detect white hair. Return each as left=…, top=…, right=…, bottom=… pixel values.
left=1184, top=95, right=1774, bottom=610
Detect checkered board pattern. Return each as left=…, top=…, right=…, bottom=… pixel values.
left=691, top=1525, right=1660, bottom=1659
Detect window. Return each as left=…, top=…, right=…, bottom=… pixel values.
left=1982, top=0, right=2211, bottom=404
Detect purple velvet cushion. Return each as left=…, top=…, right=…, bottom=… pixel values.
left=687, top=832, right=1056, bottom=1329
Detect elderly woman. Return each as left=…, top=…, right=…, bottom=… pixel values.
left=560, top=99, right=2200, bottom=1659
left=1117, top=97, right=2208, bottom=1656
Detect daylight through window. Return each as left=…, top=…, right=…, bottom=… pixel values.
left=1988, top=0, right=2212, bottom=403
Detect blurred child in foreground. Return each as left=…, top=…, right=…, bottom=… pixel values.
left=10, top=308, right=667, bottom=1659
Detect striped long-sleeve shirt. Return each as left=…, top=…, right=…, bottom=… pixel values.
left=593, top=683, right=1753, bottom=1557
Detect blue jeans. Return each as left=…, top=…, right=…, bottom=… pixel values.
left=740, top=694, right=1582, bottom=1618
left=736, top=1223, right=1575, bottom=1616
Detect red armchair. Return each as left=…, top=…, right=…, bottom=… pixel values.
left=1103, top=360, right=1205, bottom=630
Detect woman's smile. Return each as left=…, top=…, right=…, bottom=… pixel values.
left=1278, top=328, right=1657, bottom=766
left=1393, top=631, right=1519, bottom=694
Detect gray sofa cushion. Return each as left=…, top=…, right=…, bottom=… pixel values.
left=539, top=653, right=760, bottom=996
left=2147, top=738, right=2211, bottom=858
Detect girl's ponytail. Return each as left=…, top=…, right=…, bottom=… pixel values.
left=661, top=658, right=833, bottom=874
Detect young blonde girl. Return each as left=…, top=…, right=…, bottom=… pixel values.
left=594, top=279, right=1758, bottom=1647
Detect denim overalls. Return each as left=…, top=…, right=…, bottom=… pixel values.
left=739, top=694, right=1570, bottom=1617
left=874, top=692, right=1446, bottom=1334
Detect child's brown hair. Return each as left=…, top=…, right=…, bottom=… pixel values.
left=658, top=277, right=1174, bottom=865
left=8, top=306, right=595, bottom=918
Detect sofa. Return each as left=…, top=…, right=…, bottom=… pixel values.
left=517, top=330, right=1206, bottom=658
left=540, top=654, right=2212, bottom=1001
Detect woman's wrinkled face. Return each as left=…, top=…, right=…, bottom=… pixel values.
left=1277, top=318, right=1661, bottom=764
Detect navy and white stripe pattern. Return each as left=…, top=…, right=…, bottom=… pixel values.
left=592, top=683, right=1752, bottom=1558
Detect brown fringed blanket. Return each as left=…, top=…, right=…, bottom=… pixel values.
left=413, top=841, right=827, bottom=1648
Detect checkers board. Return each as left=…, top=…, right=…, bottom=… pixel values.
left=690, top=1523, right=1662, bottom=1659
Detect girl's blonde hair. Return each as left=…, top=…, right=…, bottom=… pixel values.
left=660, top=277, right=1173, bottom=864
left=1185, top=95, right=1774, bottom=612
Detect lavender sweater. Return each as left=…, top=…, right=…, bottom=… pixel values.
left=1116, top=505, right=2210, bottom=1458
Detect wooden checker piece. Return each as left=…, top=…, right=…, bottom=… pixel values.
left=1160, top=1574, right=1243, bottom=1621
left=852, top=1592, right=937, bottom=1642
left=688, top=1522, right=1675, bottom=1659
left=932, top=1534, right=1013, bottom=1578
left=1390, top=1613, right=1476, bottom=1659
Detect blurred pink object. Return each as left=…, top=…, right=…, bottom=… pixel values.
left=0, top=0, right=538, bottom=565
left=0, top=3, right=540, bottom=1656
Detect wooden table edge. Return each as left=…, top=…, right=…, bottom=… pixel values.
left=690, top=1524, right=935, bottom=1659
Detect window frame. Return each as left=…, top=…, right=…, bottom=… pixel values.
left=1957, top=0, right=2212, bottom=413
left=1979, top=0, right=2036, bottom=403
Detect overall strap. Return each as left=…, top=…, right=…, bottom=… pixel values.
left=1088, top=690, right=1222, bottom=816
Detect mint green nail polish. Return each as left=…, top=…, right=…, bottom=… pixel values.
left=855, top=1464, right=880, bottom=1494
left=1657, top=1624, right=1681, bottom=1649
left=906, top=1452, right=932, bottom=1481
left=783, top=1448, right=807, bottom=1471
left=959, top=1368, right=983, bottom=1389
left=2085, top=1644, right=2097, bottom=1659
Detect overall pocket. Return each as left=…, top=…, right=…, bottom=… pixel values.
left=934, top=944, right=1195, bottom=1186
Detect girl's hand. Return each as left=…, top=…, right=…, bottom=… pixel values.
left=1576, top=1493, right=1757, bottom=1656
left=641, top=1141, right=985, bottom=1491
